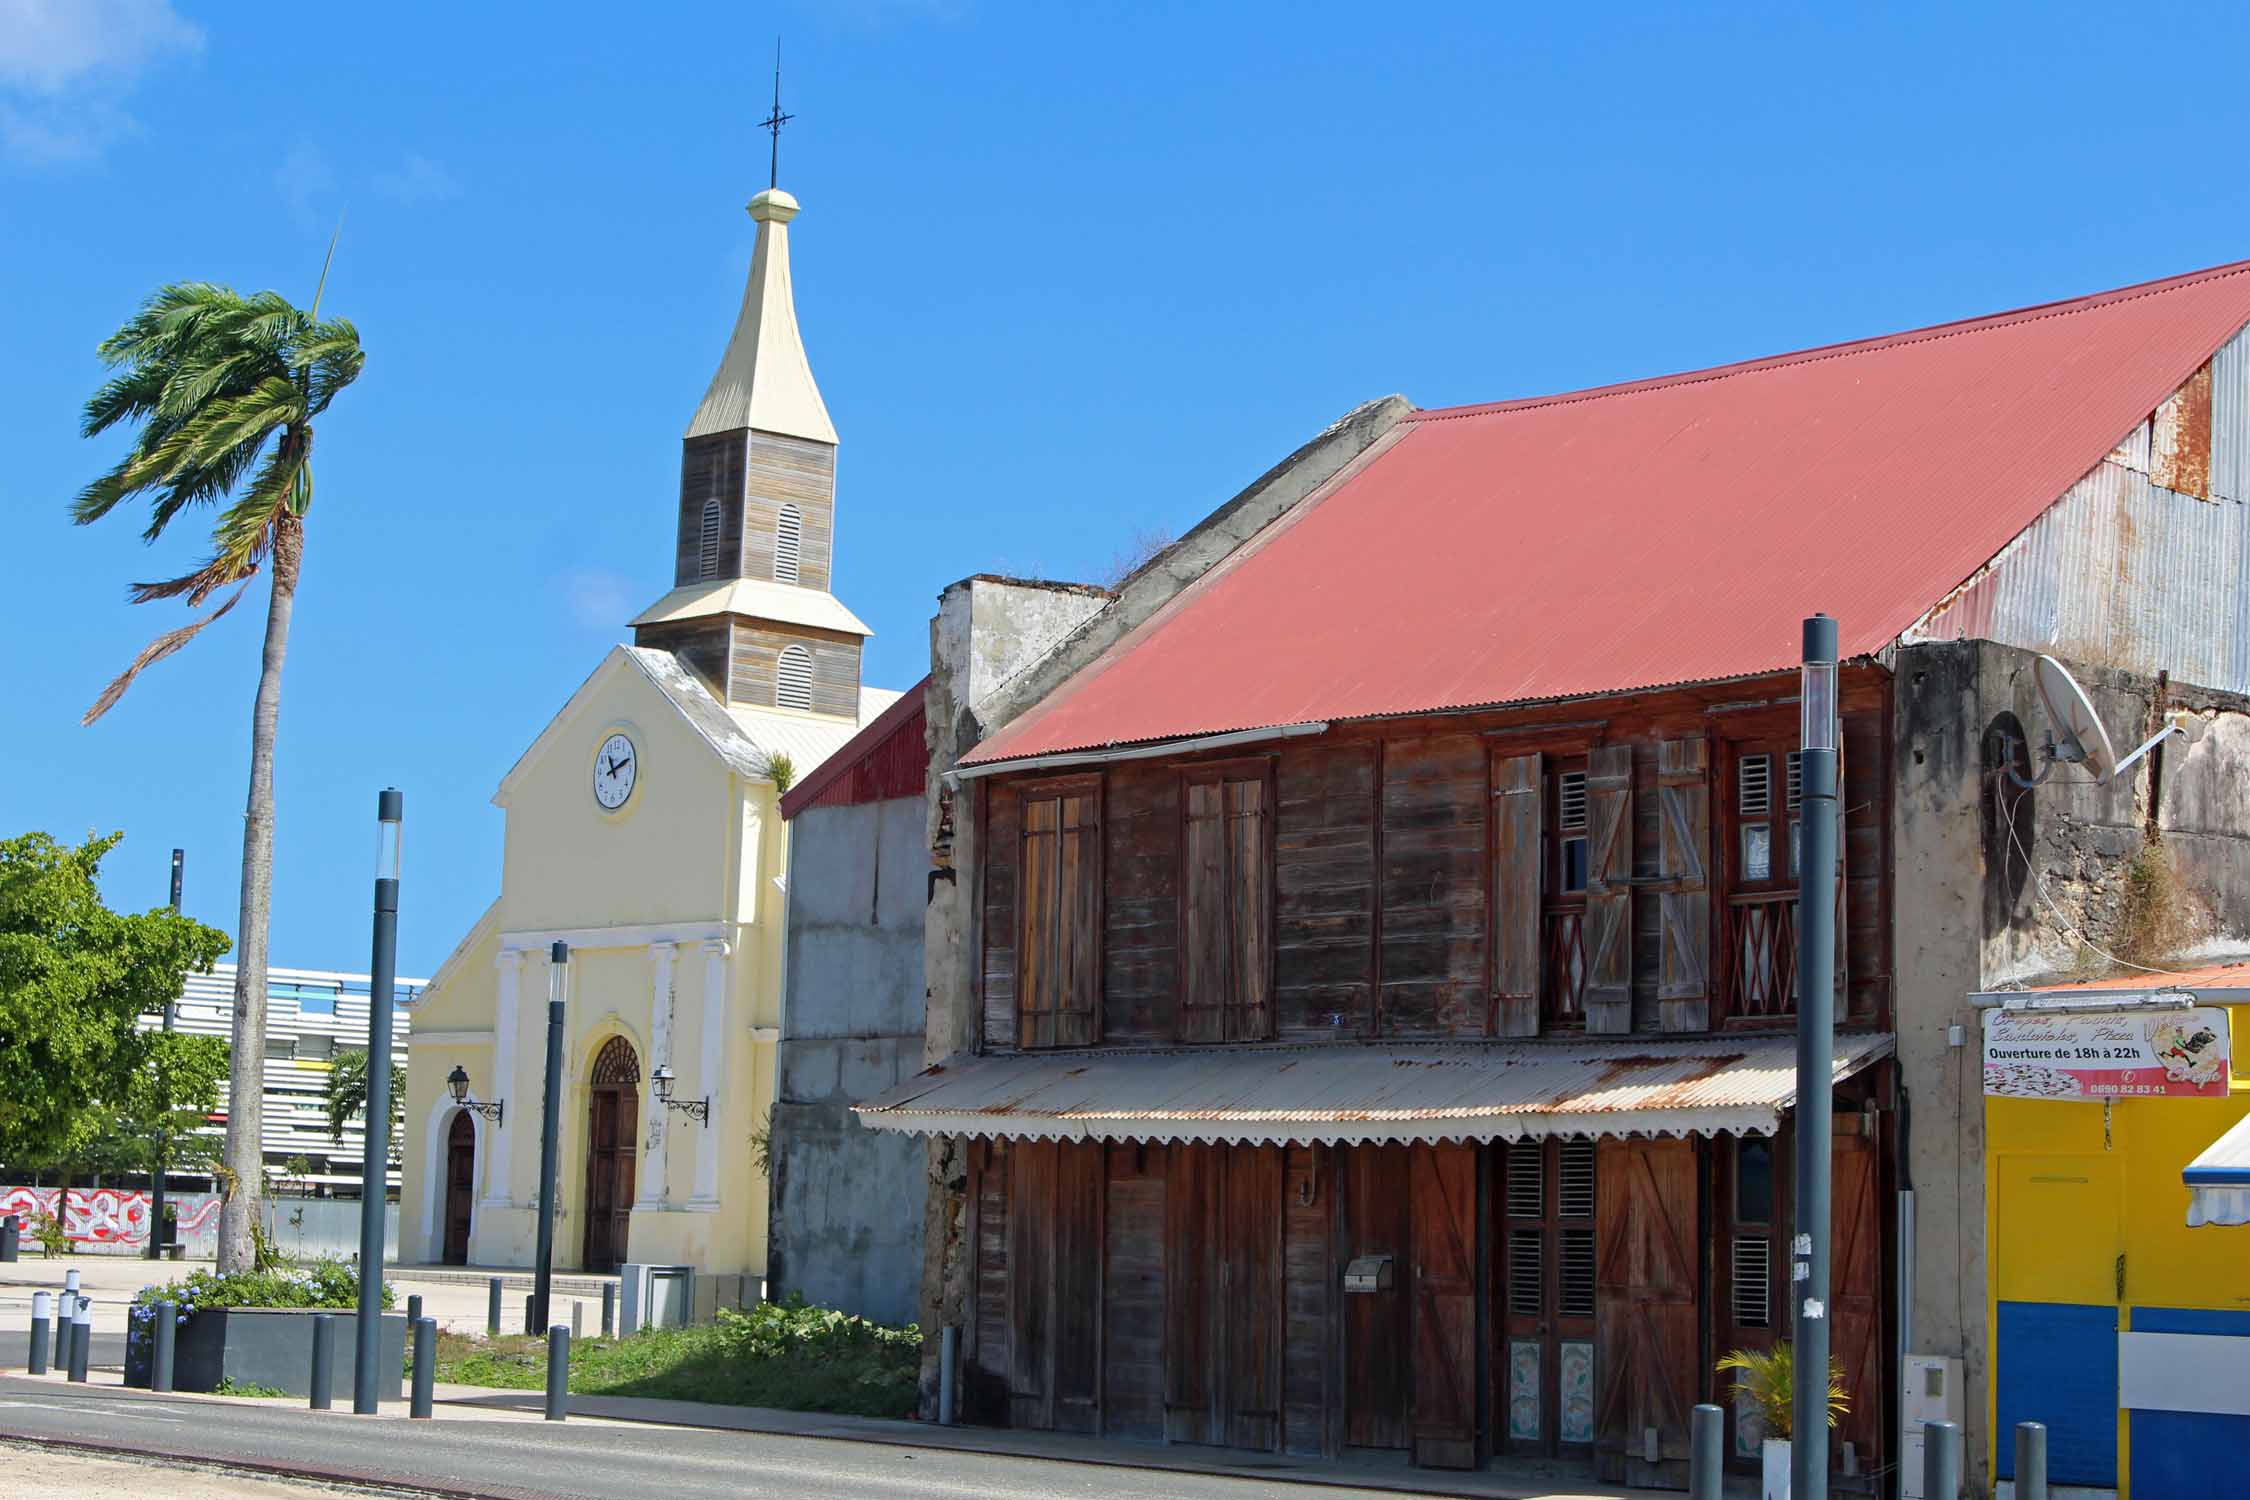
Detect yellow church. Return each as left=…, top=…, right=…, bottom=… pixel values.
left=399, top=178, right=901, bottom=1287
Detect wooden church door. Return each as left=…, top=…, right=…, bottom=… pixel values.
left=582, top=1037, right=641, bottom=1272
left=442, top=1111, right=476, bottom=1264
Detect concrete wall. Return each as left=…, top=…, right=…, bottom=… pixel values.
left=771, top=795, right=929, bottom=1325
left=1892, top=637, right=2250, bottom=1492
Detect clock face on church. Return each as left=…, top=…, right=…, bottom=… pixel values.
left=593, top=732, right=637, bottom=810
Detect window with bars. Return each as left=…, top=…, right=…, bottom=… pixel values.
left=1555, top=768, right=1590, bottom=894
left=775, top=644, right=814, bottom=710
left=1730, top=1136, right=1775, bottom=1329
left=1731, top=1237, right=1772, bottom=1328
left=1558, top=1139, right=1595, bottom=1318
left=1507, top=1139, right=1544, bottom=1217
left=774, top=502, right=803, bottom=584
left=1508, top=1227, right=1544, bottom=1315
left=698, top=498, right=723, bottom=580
left=1735, top=750, right=1806, bottom=886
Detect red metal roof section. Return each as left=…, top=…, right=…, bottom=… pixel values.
left=779, top=677, right=929, bottom=819
left=2010, top=960, right=2250, bottom=994
left=967, top=261, right=2250, bottom=766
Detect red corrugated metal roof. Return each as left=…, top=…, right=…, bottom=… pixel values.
left=778, top=676, right=929, bottom=819
left=967, top=260, right=2250, bottom=766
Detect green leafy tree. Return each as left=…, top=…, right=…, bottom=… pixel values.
left=68, top=269, right=365, bottom=1272
left=68, top=1030, right=230, bottom=1184
left=323, top=1046, right=405, bottom=1167
left=0, top=832, right=230, bottom=1170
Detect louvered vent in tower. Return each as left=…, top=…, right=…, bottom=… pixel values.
left=1507, top=1140, right=1544, bottom=1218
left=775, top=644, right=814, bottom=711
left=775, top=502, right=803, bottom=585
left=699, top=498, right=723, bottom=580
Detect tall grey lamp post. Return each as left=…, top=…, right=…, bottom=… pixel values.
left=354, top=789, right=403, bottom=1414
left=149, top=847, right=184, bottom=1260
left=532, top=941, right=568, bottom=1336
left=1792, top=617, right=1839, bottom=1500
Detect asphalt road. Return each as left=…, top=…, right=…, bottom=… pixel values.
left=0, top=1376, right=1458, bottom=1500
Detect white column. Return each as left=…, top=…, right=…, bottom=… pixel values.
left=689, top=938, right=732, bottom=1209
left=637, top=942, right=675, bottom=1208
left=483, top=949, right=521, bottom=1210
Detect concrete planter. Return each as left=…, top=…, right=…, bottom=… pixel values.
left=126, top=1308, right=406, bottom=1400
left=1762, top=1437, right=1790, bottom=1500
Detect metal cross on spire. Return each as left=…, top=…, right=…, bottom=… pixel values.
left=758, top=38, right=793, bottom=190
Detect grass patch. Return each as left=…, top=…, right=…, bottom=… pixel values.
left=435, top=1297, right=919, bottom=1419
left=213, top=1378, right=287, bottom=1397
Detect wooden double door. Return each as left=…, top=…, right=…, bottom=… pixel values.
left=442, top=1111, right=476, bottom=1265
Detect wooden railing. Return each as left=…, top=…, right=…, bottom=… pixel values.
left=1543, top=907, right=1587, bottom=1029
left=1721, top=892, right=1796, bottom=1023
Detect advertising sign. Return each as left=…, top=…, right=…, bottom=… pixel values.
left=1983, top=1006, right=2231, bottom=1099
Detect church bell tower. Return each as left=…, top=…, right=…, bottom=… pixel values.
left=629, top=184, right=871, bottom=718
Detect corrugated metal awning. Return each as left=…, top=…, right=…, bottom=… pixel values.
left=852, top=1032, right=1893, bottom=1148
left=2186, top=1113, right=2250, bottom=1228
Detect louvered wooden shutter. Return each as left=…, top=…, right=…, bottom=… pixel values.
left=1019, top=780, right=1102, bottom=1047
left=1581, top=745, right=1633, bottom=1033
left=1491, top=751, right=1542, bottom=1037
left=1655, top=737, right=1712, bottom=1032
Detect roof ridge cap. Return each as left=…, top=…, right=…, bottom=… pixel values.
left=1411, top=258, right=2250, bottom=425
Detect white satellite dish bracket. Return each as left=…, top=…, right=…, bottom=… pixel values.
left=1998, top=654, right=2185, bottom=789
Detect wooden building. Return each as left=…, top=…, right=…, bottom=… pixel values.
left=869, top=259, right=2250, bottom=1488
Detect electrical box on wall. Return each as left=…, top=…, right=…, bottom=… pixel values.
left=1342, top=1255, right=1394, bottom=1294
left=1899, top=1353, right=1964, bottom=1500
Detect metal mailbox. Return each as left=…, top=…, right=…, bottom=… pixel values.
left=1342, top=1254, right=1395, bottom=1294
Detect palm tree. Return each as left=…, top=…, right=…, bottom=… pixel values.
left=69, top=265, right=363, bottom=1273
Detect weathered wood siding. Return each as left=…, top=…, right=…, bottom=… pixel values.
left=1379, top=733, right=1488, bottom=1037
left=1103, top=763, right=1179, bottom=1042
left=1274, top=743, right=1378, bottom=1039
left=743, top=430, right=837, bottom=590
left=1102, top=1144, right=1166, bottom=1439
left=674, top=432, right=746, bottom=586
left=630, top=619, right=731, bottom=699
left=1281, top=1144, right=1332, bottom=1457
left=730, top=622, right=861, bottom=718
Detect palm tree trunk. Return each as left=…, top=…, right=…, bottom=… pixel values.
left=215, top=512, right=303, bottom=1272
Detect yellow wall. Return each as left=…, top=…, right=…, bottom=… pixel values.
left=400, top=650, right=791, bottom=1284
left=1983, top=1003, right=2250, bottom=1492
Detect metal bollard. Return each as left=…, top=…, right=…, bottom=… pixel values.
left=572, top=1300, right=583, bottom=1340
left=601, top=1281, right=615, bottom=1338
left=27, top=1291, right=50, bottom=1375
left=52, top=1287, right=69, bottom=1370
left=67, top=1296, right=91, bottom=1382
left=406, top=1293, right=423, bottom=1327
left=938, top=1326, right=959, bottom=1426
left=524, top=1294, right=536, bottom=1337
left=1923, top=1418, right=1962, bottom=1500
left=2016, top=1421, right=2049, bottom=1500
left=64, top=1268, right=80, bottom=1296
left=545, top=1325, right=569, bottom=1421
left=0, top=1213, right=18, bottom=1262
left=151, top=1300, right=177, bottom=1393
left=410, top=1317, right=435, bottom=1419
left=487, top=1276, right=502, bottom=1337
left=1688, top=1402, right=1724, bottom=1500
left=309, top=1313, right=334, bottom=1410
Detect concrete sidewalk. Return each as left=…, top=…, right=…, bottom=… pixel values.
left=428, top=1383, right=1722, bottom=1500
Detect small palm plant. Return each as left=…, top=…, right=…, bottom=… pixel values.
left=1716, top=1342, right=1849, bottom=1440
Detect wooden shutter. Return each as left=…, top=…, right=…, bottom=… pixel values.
left=1165, top=1143, right=1220, bottom=1443
left=1007, top=1138, right=1103, bottom=1433
left=1830, top=1121, right=1883, bottom=1475
left=1225, top=1146, right=1284, bottom=1451
left=1491, top=751, right=1543, bottom=1037
left=1019, top=778, right=1102, bottom=1048
left=968, top=1140, right=1012, bottom=1423
left=1180, top=768, right=1273, bottom=1043
left=1593, top=1138, right=1699, bottom=1488
left=1346, top=1144, right=1412, bottom=1451
left=1582, top=745, right=1634, bottom=1033
left=1655, top=737, right=1712, bottom=1032
left=1008, top=1139, right=1057, bottom=1428
left=1409, top=1141, right=1479, bottom=1470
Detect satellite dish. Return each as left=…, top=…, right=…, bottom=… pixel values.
left=2036, top=655, right=2118, bottom=782
left=2005, top=653, right=2183, bottom=789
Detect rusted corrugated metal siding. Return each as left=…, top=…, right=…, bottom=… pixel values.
left=778, top=676, right=930, bottom=817
left=1904, top=320, right=2250, bottom=693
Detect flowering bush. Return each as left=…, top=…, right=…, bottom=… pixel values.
left=128, top=1258, right=391, bottom=1356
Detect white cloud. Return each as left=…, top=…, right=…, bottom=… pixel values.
left=374, top=153, right=462, bottom=205
left=563, top=571, right=638, bottom=631
left=0, top=0, right=200, bottom=164
left=274, top=140, right=335, bottom=232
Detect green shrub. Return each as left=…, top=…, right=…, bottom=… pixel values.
left=129, top=1257, right=391, bottom=1357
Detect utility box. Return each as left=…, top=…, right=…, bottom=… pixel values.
left=1899, top=1352, right=1964, bottom=1500
left=1343, top=1255, right=1395, bottom=1294
left=618, top=1264, right=695, bottom=1334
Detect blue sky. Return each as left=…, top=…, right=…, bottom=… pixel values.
left=7, top=0, right=2250, bottom=975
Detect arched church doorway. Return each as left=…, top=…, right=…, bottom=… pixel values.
left=442, top=1111, right=476, bottom=1265
left=583, top=1037, right=641, bottom=1272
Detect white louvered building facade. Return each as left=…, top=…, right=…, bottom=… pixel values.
left=151, top=962, right=424, bottom=1197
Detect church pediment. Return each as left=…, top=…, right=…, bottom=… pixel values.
left=492, top=645, right=773, bottom=810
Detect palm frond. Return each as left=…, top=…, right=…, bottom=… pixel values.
left=81, top=582, right=252, bottom=724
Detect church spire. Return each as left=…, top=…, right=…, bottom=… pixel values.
left=684, top=183, right=836, bottom=445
